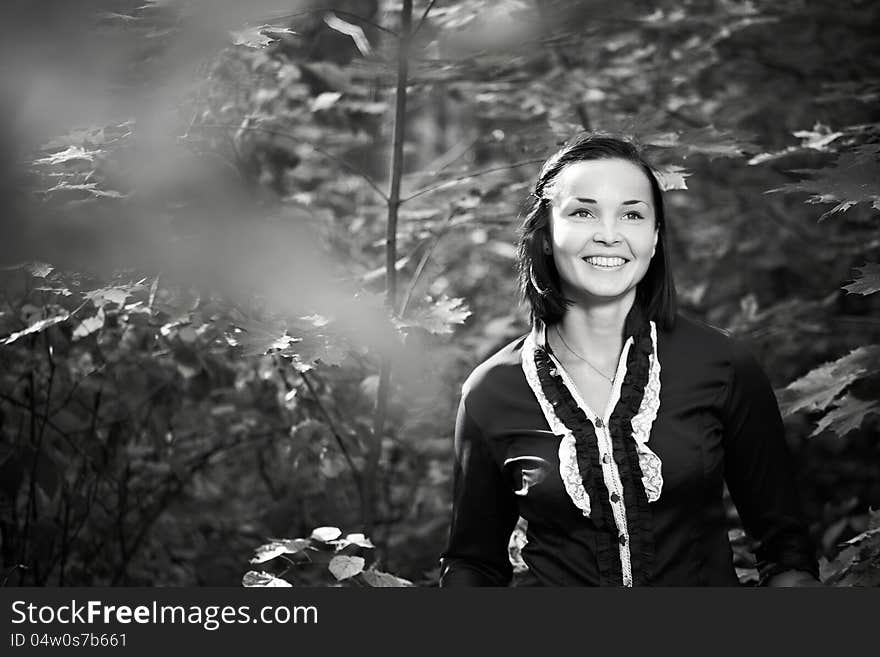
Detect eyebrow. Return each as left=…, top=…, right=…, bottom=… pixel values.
left=574, top=197, right=647, bottom=206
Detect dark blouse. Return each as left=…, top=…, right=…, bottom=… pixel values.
left=439, top=313, right=819, bottom=586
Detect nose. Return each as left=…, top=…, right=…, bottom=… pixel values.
left=592, top=215, right=620, bottom=245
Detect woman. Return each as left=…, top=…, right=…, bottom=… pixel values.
left=439, top=133, right=821, bottom=586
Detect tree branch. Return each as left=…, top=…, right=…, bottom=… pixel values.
left=408, top=136, right=480, bottom=187
left=299, top=369, right=363, bottom=495
left=401, top=158, right=544, bottom=203
left=413, top=0, right=439, bottom=37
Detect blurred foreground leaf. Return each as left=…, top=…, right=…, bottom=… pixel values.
left=842, top=263, right=880, bottom=296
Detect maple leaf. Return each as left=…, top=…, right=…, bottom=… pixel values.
left=642, top=125, right=758, bottom=160
left=765, top=145, right=880, bottom=221
left=653, top=165, right=691, bottom=191
left=34, top=146, right=100, bottom=166
left=231, top=314, right=347, bottom=367
left=288, top=330, right=348, bottom=367
left=842, top=263, right=880, bottom=296
left=811, top=395, right=879, bottom=439
left=748, top=123, right=844, bottom=165
left=820, top=526, right=880, bottom=587
left=86, top=287, right=132, bottom=307
left=28, top=262, right=54, bottom=278
left=396, top=296, right=471, bottom=335
left=229, top=25, right=297, bottom=48
left=778, top=345, right=880, bottom=416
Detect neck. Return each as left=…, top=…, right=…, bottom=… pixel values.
left=556, top=292, right=635, bottom=356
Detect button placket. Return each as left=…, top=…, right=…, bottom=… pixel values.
left=542, top=328, right=635, bottom=587
left=594, top=420, right=631, bottom=586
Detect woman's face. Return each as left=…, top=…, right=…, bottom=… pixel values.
left=546, top=158, right=658, bottom=306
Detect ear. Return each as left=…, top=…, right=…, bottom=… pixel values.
left=651, top=228, right=658, bottom=258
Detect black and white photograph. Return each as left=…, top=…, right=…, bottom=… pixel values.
left=1, top=0, right=877, bottom=609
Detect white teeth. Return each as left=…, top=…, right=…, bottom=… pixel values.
left=585, top=256, right=626, bottom=267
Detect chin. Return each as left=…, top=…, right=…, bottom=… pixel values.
left=566, top=283, right=635, bottom=304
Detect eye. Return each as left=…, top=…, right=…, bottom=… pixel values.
left=569, top=209, right=594, bottom=219
left=623, top=211, right=645, bottom=221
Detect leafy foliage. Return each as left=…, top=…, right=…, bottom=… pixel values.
left=766, top=145, right=880, bottom=220
left=245, top=526, right=412, bottom=587
left=778, top=347, right=880, bottom=417
left=810, top=395, right=879, bottom=439
left=778, top=346, right=880, bottom=440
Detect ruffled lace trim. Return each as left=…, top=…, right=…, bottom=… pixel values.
left=521, top=332, right=592, bottom=517
left=631, top=322, right=663, bottom=501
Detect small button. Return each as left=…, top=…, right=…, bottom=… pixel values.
left=619, top=534, right=627, bottom=546
left=601, top=454, right=610, bottom=465
left=595, top=418, right=604, bottom=429
left=610, top=492, right=620, bottom=503
left=549, top=368, right=558, bottom=377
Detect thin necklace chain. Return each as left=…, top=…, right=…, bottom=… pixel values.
left=554, top=325, right=616, bottom=384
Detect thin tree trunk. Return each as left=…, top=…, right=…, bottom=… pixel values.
left=364, top=0, right=412, bottom=535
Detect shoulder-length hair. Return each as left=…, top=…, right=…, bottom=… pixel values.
left=515, top=132, right=677, bottom=332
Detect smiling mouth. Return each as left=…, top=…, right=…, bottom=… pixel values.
left=583, top=256, right=627, bottom=269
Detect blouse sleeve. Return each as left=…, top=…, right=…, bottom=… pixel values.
left=720, top=343, right=820, bottom=585
left=439, top=392, right=519, bottom=586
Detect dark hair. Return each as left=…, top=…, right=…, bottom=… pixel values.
left=515, top=132, right=677, bottom=333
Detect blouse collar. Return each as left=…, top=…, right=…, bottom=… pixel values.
left=520, top=318, right=665, bottom=586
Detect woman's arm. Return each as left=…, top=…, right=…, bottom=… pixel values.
left=439, top=394, right=519, bottom=586
left=720, top=344, right=823, bottom=587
